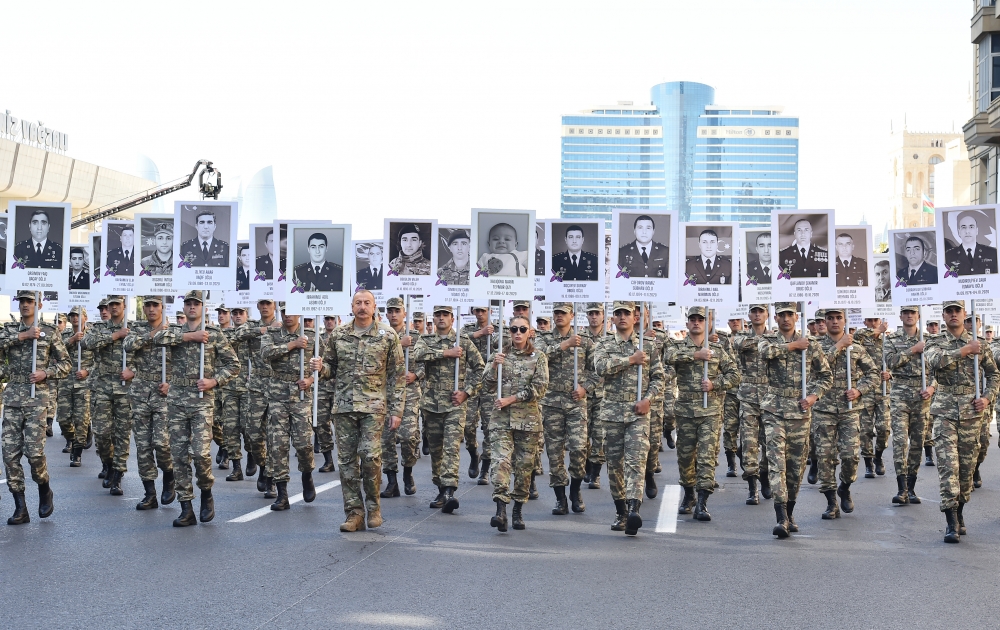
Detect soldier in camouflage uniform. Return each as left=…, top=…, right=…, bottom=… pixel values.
left=966, top=314, right=991, bottom=489
left=637, top=303, right=669, bottom=497
left=812, top=307, right=879, bottom=520
left=152, top=290, right=239, bottom=527
left=260, top=305, right=316, bottom=511
left=1, top=291, right=71, bottom=525
left=387, top=223, right=432, bottom=276
left=923, top=318, right=941, bottom=466
left=758, top=302, right=833, bottom=539
left=732, top=304, right=772, bottom=504
left=462, top=304, right=496, bottom=483
left=312, top=289, right=405, bottom=532
left=884, top=305, right=934, bottom=505
left=536, top=302, right=598, bottom=515
left=925, top=300, right=1000, bottom=543
left=719, top=318, right=744, bottom=478
left=212, top=305, right=232, bottom=470
left=380, top=297, right=424, bottom=497
left=663, top=306, right=740, bottom=522
left=220, top=305, right=253, bottom=480
left=594, top=301, right=665, bottom=536
left=315, top=315, right=338, bottom=474
left=485, top=315, right=548, bottom=532
left=122, top=296, right=175, bottom=510
left=855, top=317, right=891, bottom=478
left=412, top=305, right=485, bottom=513
left=62, top=306, right=94, bottom=468
left=582, top=303, right=608, bottom=489
left=83, top=295, right=134, bottom=494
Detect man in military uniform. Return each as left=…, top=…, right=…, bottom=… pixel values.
left=618, top=215, right=669, bottom=278
left=236, top=244, right=250, bottom=291
left=925, top=300, right=1000, bottom=542
left=139, top=222, right=174, bottom=276
left=778, top=218, right=829, bottom=278
left=733, top=304, right=772, bottom=504
left=211, top=304, right=232, bottom=468
left=535, top=315, right=551, bottom=333
left=255, top=229, right=282, bottom=280
left=684, top=229, right=733, bottom=285
left=13, top=208, right=62, bottom=268
left=380, top=297, right=424, bottom=497
left=885, top=305, right=934, bottom=505
left=462, top=304, right=495, bottom=483
left=714, top=318, right=742, bottom=479
left=593, top=301, right=665, bottom=536
left=106, top=225, right=136, bottom=276
left=436, top=230, right=470, bottom=286
left=69, top=248, right=89, bottom=290
left=758, top=302, right=833, bottom=538
left=315, top=315, right=338, bottom=474
left=62, top=306, right=95, bottom=467
left=745, top=232, right=772, bottom=285
left=664, top=306, right=740, bottom=522
left=898, top=235, right=937, bottom=286
left=151, top=290, right=239, bottom=527
left=412, top=312, right=426, bottom=335
left=220, top=305, right=253, bottom=480
left=636, top=304, right=669, bottom=494
left=874, top=260, right=891, bottom=302
left=260, top=304, right=316, bottom=511
left=855, top=318, right=891, bottom=478
left=311, top=289, right=404, bottom=532
left=1, top=291, right=71, bottom=525
left=123, top=296, right=175, bottom=510
left=812, top=308, right=879, bottom=520
left=292, top=232, right=344, bottom=291
left=537, top=303, right=599, bottom=515
left=582, top=303, right=608, bottom=488
left=83, top=295, right=134, bottom=494
left=924, top=318, right=941, bottom=465
left=412, top=305, right=485, bottom=513
left=179, top=210, right=230, bottom=267
left=551, top=225, right=598, bottom=281
left=834, top=233, right=868, bottom=287
left=944, top=212, right=999, bottom=276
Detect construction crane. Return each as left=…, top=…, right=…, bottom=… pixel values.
left=71, top=159, right=222, bottom=229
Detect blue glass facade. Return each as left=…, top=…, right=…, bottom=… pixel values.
left=650, top=82, right=715, bottom=222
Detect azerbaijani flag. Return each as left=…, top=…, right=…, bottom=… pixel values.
left=922, top=194, right=935, bottom=214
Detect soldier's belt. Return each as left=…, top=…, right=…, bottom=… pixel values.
left=768, top=386, right=805, bottom=398
left=936, top=385, right=976, bottom=395
left=170, top=377, right=202, bottom=387
left=604, top=393, right=638, bottom=403
left=548, top=383, right=575, bottom=393
left=428, top=383, right=464, bottom=391
left=743, top=376, right=769, bottom=384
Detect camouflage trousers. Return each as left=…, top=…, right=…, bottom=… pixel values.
left=168, top=400, right=215, bottom=502
left=2, top=404, right=49, bottom=494
left=722, top=394, right=740, bottom=454
left=859, top=396, right=889, bottom=457
left=266, top=396, right=314, bottom=482
left=646, top=400, right=664, bottom=472
left=65, top=387, right=92, bottom=451
left=92, top=385, right=133, bottom=473
left=676, top=413, right=722, bottom=493
left=463, top=399, right=479, bottom=454
left=129, top=382, right=172, bottom=481
left=56, top=380, right=74, bottom=441
left=212, top=395, right=225, bottom=450
left=489, top=426, right=540, bottom=504
left=890, top=395, right=929, bottom=478
left=604, top=417, right=650, bottom=502
left=812, top=409, right=860, bottom=493
left=933, top=414, right=986, bottom=511
left=382, top=400, right=420, bottom=473
left=333, top=412, right=383, bottom=518
left=424, top=406, right=467, bottom=488
left=315, top=387, right=335, bottom=454
left=586, top=397, right=605, bottom=465
left=541, top=403, right=588, bottom=487
left=662, top=395, right=676, bottom=436
left=466, top=392, right=493, bottom=458
left=762, top=411, right=810, bottom=505
left=739, top=400, right=768, bottom=481
left=246, top=387, right=270, bottom=470
left=977, top=421, right=991, bottom=467
left=220, top=389, right=258, bottom=463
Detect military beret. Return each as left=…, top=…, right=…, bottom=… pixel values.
left=215, top=304, right=230, bottom=313
left=386, top=297, right=404, bottom=308
left=942, top=300, right=965, bottom=310
left=432, top=305, right=453, bottom=315
left=153, top=222, right=173, bottom=237
left=612, top=301, right=636, bottom=313
left=15, top=290, right=35, bottom=300
left=512, top=300, right=531, bottom=308
left=688, top=306, right=707, bottom=318
left=142, top=295, right=163, bottom=304
left=551, top=302, right=573, bottom=313
left=773, top=302, right=798, bottom=314
left=586, top=302, right=605, bottom=313
left=183, top=290, right=203, bottom=303
left=447, top=229, right=470, bottom=246
left=107, top=295, right=126, bottom=304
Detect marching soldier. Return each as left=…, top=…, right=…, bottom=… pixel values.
left=638, top=303, right=668, bottom=497
left=462, top=304, right=496, bottom=484
left=855, top=318, right=891, bottom=478
left=582, top=303, right=609, bottom=489
left=715, top=319, right=742, bottom=478
left=315, top=315, right=338, bottom=474
left=62, top=306, right=95, bottom=467
left=220, top=305, right=252, bottom=480
left=732, top=304, right=772, bottom=504
left=380, top=297, right=424, bottom=497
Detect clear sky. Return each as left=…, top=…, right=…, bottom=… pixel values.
left=4, top=1, right=970, bottom=238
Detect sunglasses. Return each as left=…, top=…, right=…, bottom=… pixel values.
left=510, top=326, right=530, bottom=333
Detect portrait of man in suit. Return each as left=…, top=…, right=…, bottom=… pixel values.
left=106, top=224, right=135, bottom=276
left=834, top=232, right=868, bottom=287
left=237, top=243, right=250, bottom=291
left=293, top=231, right=343, bottom=292
left=179, top=209, right=230, bottom=268
left=551, top=223, right=598, bottom=281
left=69, top=247, right=89, bottom=290
left=874, top=259, right=891, bottom=302
left=14, top=208, right=62, bottom=269
left=943, top=210, right=999, bottom=276
left=618, top=214, right=669, bottom=278
left=684, top=228, right=732, bottom=285
left=355, top=243, right=383, bottom=290
left=897, top=234, right=937, bottom=286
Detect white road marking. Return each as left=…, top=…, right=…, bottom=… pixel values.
left=655, top=484, right=682, bottom=533
left=229, top=480, right=340, bottom=523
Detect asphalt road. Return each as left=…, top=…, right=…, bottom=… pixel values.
left=3, top=424, right=998, bottom=630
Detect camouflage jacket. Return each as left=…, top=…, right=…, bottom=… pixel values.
left=318, top=330, right=337, bottom=394
left=757, top=331, right=833, bottom=419
left=593, top=330, right=666, bottom=420
left=260, top=324, right=316, bottom=402
left=925, top=329, right=1000, bottom=420
left=123, top=321, right=171, bottom=385
left=715, top=330, right=741, bottom=399
left=437, top=259, right=469, bottom=287
left=152, top=322, right=240, bottom=406
left=483, top=346, right=548, bottom=431
left=413, top=329, right=485, bottom=413
left=0, top=320, right=71, bottom=407
left=318, top=321, right=405, bottom=418
left=82, top=318, right=133, bottom=395
left=462, top=322, right=497, bottom=363
left=853, top=327, right=890, bottom=399
left=390, top=325, right=424, bottom=408
left=535, top=328, right=599, bottom=409
left=579, top=328, right=607, bottom=400
left=732, top=327, right=769, bottom=405
left=662, top=336, right=741, bottom=418
left=388, top=252, right=431, bottom=276
left=641, top=328, right=670, bottom=403
left=812, top=334, right=880, bottom=415
left=61, top=327, right=95, bottom=390
left=222, top=326, right=249, bottom=393
left=232, top=317, right=282, bottom=392
left=884, top=329, right=935, bottom=401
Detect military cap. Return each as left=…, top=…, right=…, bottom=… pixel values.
left=413, top=312, right=425, bottom=321
left=824, top=307, right=846, bottom=316
left=231, top=305, right=248, bottom=312
left=69, top=305, right=86, bottom=316
left=432, top=305, right=453, bottom=314
left=182, top=290, right=203, bottom=303
left=688, top=306, right=707, bottom=318
left=942, top=300, right=965, bottom=310
left=987, top=325, right=995, bottom=333
left=277, top=301, right=286, bottom=310
left=774, top=302, right=798, bottom=314
left=899, top=305, right=918, bottom=314
left=142, top=295, right=164, bottom=304
left=15, top=290, right=36, bottom=300
left=551, top=302, right=573, bottom=313
left=472, top=304, right=489, bottom=311
left=106, top=295, right=125, bottom=304
left=152, top=222, right=173, bottom=237
left=386, top=297, right=404, bottom=308
left=814, top=308, right=826, bottom=319
left=535, top=315, right=551, bottom=323
left=612, top=300, right=636, bottom=313
left=256, top=297, right=274, bottom=304
left=512, top=300, right=531, bottom=308
left=586, top=302, right=605, bottom=313
left=749, top=303, right=769, bottom=311
left=98, top=298, right=109, bottom=308
left=215, top=303, right=230, bottom=313
left=175, top=311, right=184, bottom=317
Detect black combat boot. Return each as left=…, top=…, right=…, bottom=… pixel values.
left=199, top=489, right=215, bottom=522
left=38, top=482, right=54, bottom=519
left=217, top=449, right=229, bottom=470
left=874, top=449, right=886, bottom=476
left=943, top=508, right=960, bottom=543
left=226, top=460, right=244, bottom=481
left=161, top=469, right=176, bottom=505
left=892, top=475, right=909, bottom=505
left=822, top=490, right=840, bottom=519
left=313, top=432, right=320, bottom=454
left=625, top=499, right=642, bottom=535
left=746, top=476, right=759, bottom=505
left=973, top=463, right=983, bottom=488
left=46, top=417, right=53, bottom=437
left=693, top=490, right=711, bottom=522
left=584, top=461, right=593, bottom=484
left=421, top=430, right=429, bottom=456
left=8, top=492, right=29, bottom=525
left=477, top=458, right=490, bottom=486
left=644, top=471, right=658, bottom=499
left=665, top=430, right=675, bottom=450
left=380, top=471, right=399, bottom=498
left=442, top=487, right=459, bottom=513
left=786, top=501, right=798, bottom=532
left=245, top=452, right=258, bottom=477
left=256, top=463, right=268, bottom=492
left=726, top=450, right=737, bottom=477
left=63, top=438, right=72, bottom=454
left=109, top=470, right=124, bottom=496
left=759, top=470, right=772, bottom=499
left=99, top=458, right=110, bottom=481
left=467, top=446, right=479, bottom=479
left=906, top=475, right=921, bottom=504
left=70, top=447, right=82, bottom=468
left=552, top=486, right=568, bottom=515
left=302, top=471, right=316, bottom=503
left=611, top=499, right=627, bottom=531
left=528, top=474, right=539, bottom=500
left=570, top=478, right=585, bottom=513
left=588, top=464, right=602, bottom=490
left=678, top=485, right=696, bottom=515
left=864, top=456, right=875, bottom=479
left=772, top=503, right=790, bottom=539
left=173, top=500, right=196, bottom=527
left=807, top=458, right=819, bottom=485
left=85, top=426, right=93, bottom=449
left=215, top=448, right=224, bottom=466
left=263, top=478, right=277, bottom=499
left=491, top=499, right=508, bottom=532
left=957, top=502, right=967, bottom=535
left=270, top=482, right=290, bottom=511
left=429, top=486, right=446, bottom=509
left=837, top=482, right=854, bottom=513
left=924, top=444, right=934, bottom=467
left=318, top=451, right=335, bottom=473
left=136, top=480, right=158, bottom=511
left=403, top=466, right=416, bottom=495
left=512, top=501, right=525, bottom=530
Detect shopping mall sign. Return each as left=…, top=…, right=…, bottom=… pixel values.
left=1, top=109, right=68, bottom=151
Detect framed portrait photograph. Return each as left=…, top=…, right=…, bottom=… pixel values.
left=889, top=228, right=940, bottom=307
left=0, top=214, right=8, bottom=294
left=351, top=240, right=386, bottom=306
left=225, top=239, right=251, bottom=311
left=741, top=228, right=772, bottom=304
left=66, top=243, right=90, bottom=309
left=285, top=223, right=352, bottom=315
left=824, top=225, right=875, bottom=309
left=249, top=222, right=277, bottom=302
left=862, top=254, right=895, bottom=321
left=534, top=220, right=548, bottom=299
left=470, top=208, right=536, bottom=300
left=383, top=218, right=438, bottom=296
left=101, top=218, right=137, bottom=295
left=89, top=232, right=102, bottom=292
left=7, top=201, right=71, bottom=293
left=770, top=209, right=835, bottom=302
left=173, top=201, right=239, bottom=292
left=546, top=219, right=605, bottom=302
left=427, top=224, right=476, bottom=308
left=133, top=213, right=176, bottom=295
left=936, top=205, right=1000, bottom=300
left=272, top=219, right=325, bottom=299
left=609, top=209, right=677, bottom=302
left=678, top=221, right=738, bottom=306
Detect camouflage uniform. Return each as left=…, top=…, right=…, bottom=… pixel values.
left=854, top=327, right=891, bottom=463
left=316, top=328, right=337, bottom=455
left=60, top=323, right=95, bottom=453
left=462, top=320, right=496, bottom=463
left=733, top=326, right=770, bottom=483
left=260, top=324, right=315, bottom=482
left=581, top=326, right=607, bottom=468
left=383, top=323, right=424, bottom=473
left=123, top=319, right=173, bottom=482
left=436, top=259, right=469, bottom=286
left=484, top=345, right=548, bottom=503
left=884, top=327, right=932, bottom=481
left=318, top=321, right=405, bottom=519
left=232, top=314, right=282, bottom=476
left=82, top=310, right=134, bottom=474
left=715, top=331, right=742, bottom=462
left=644, top=327, right=669, bottom=474
left=388, top=252, right=431, bottom=276
left=220, top=324, right=251, bottom=463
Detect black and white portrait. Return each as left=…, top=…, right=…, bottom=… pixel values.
left=69, top=245, right=90, bottom=290
left=177, top=203, right=232, bottom=268
left=355, top=242, right=384, bottom=290
left=941, top=207, right=998, bottom=277
left=386, top=221, right=432, bottom=276
left=534, top=221, right=546, bottom=276
left=237, top=241, right=249, bottom=291
left=91, top=234, right=102, bottom=286
left=436, top=227, right=471, bottom=286
left=291, top=227, right=345, bottom=292
left=744, top=230, right=772, bottom=285
left=834, top=228, right=868, bottom=287
left=104, top=220, right=136, bottom=277
left=776, top=213, right=830, bottom=279
left=874, top=257, right=891, bottom=302
left=894, top=231, right=938, bottom=286
left=0, top=215, right=8, bottom=276
left=12, top=206, right=64, bottom=269
left=617, top=212, right=671, bottom=278
left=138, top=216, right=174, bottom=276
left=254, top=225, right=281, bottom=280
left=476, top=212, right=531, bottom=278
left=683, top=225, right=733, bottom=285
left=549, top=221, right=599, bottom=281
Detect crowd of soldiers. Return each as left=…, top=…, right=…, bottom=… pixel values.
left=2, top=289, right=998, bottom=543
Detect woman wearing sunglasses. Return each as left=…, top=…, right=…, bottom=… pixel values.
left=484, top=316, right=548, bottom=531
